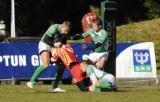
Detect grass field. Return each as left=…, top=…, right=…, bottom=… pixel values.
left=0, top=84, right=160, bottom=102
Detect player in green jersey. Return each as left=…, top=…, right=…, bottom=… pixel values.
left=80, top=60, right=116, bottom=92
left=27, top=21, right=71, bottom=92
left=72, top=19, right=109, bottom=69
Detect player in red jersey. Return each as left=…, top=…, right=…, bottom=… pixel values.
left=51, top=38, right=91, bottom=91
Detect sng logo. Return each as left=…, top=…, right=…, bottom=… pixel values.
left=133, top=49, right=152, bottom=72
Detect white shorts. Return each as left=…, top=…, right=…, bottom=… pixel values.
left=83, top=52, right=109, bottom=63
left=38, top=41, right=52, bottom=54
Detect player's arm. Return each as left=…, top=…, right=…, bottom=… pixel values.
left=99, top=30, right=108, bottom=44
left=88, top=72, right=98, bottom=92
left=42, top=25, right=57, bottom=46
left=71, top=29, right=94, bottom=40
left=70, top=34, right=84, bottom=40
left=86, top=67, right=98, bottom=85
left=51, top=48, right=59, bottom=62
left=83, top=31, right=108, bottom=50
left=82, top=42, right=102, bottom=50
left=43, top=35, right=54, bottom=46
left=89, top=73, right=98, bottom=85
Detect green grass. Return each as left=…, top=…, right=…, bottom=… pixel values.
left=0, top=84, right=160, bottom=102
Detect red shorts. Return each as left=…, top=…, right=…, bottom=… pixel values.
left=70, top=63, right=86, bottom=83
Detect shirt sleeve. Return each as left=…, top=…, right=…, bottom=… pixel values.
left=98, top=29, right=108, bottom=43
left=86, top=65, right=94, bottom=75
left=86, top=65, right=98, bottom=85
left=89, top=73, right=98, bottom=85
left=45, top=24, right=58, bottom=37
left=82, top=29, right=94, bottom=38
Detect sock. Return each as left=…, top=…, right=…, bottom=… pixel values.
left=99, top=81, right=110, bottom=89
left=30, top=65, right=45, bottom=82
left=94, top=87, right=101, bottom=93
left=53, top=64, right=65, bottom=89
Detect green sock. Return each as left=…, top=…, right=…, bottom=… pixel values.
left=99, top=81, right=110, bottom=89
left=30, top=65, right=45, bottom=82
left=94, top=87, right=101, bottom=93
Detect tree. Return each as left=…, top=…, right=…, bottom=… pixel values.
left=144, top=0, right=160, bottom=19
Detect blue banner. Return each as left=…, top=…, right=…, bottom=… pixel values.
left=0, top=42, right=91, bottom=79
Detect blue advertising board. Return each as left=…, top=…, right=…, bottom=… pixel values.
left=0, top=42, right=91, bottom=79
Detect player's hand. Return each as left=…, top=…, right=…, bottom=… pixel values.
left=73, top=78, right=78, bottom=83
left=51, top=48, right=55, bottom=56
left=50, top=58, right=57, bottom=63
left=89, top=85, right=95, bottom=92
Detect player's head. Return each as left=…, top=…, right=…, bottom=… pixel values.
left=60, top=21, right=71, bottom=35
left=80, top=60, right=89, bottom=72
left=53, top=38, right=62, bottom=48
left=92, top=19, right=102, bottom=32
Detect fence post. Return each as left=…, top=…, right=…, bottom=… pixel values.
left=101, top=0, right=117, bottom=76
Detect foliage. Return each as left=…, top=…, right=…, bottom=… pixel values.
left=117, top=0, right=160, bottom=24
left=144, top=0, right=160, bottom=19
left=1, top=0, right=160, bottom=37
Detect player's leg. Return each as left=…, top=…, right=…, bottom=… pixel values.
left=71, top=64, right=91, bottom=91
left=52, top=59, right=66, bottom=92
left=27, top=51, right=50, bottom=89
left=76, top=78, right=91, bottom=91
left=94, top=52, right=108, bottom=69
left=91, top=80, right=111, bottom=93
left=27, top=41, right=51, bottom=89
left=31, top=51, right=50, bottom=82
left=95, top=57, right=106, bottom=69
